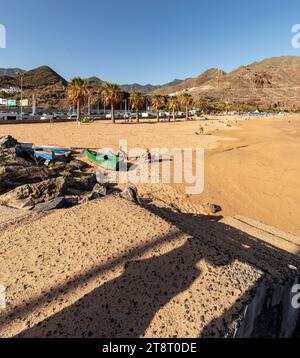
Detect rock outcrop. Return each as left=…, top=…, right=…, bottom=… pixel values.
left=0, top=135, right=107, bottom=212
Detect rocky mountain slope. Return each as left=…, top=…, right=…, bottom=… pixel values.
left=154, top=56, right=300, bottom=109
left=152, top=68, right=225, bottom=95
left=21, top=66, right=68, bottom=89
left=87, top=76, right=184, bottom=93
left=0, top=66, right=68, bottom=108
left=0, top=68, right=25, bottom=77
left=0, top=66, right=66, bottom=89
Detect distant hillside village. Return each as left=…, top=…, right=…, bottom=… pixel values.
left=0, top=86, right=20, bottom=95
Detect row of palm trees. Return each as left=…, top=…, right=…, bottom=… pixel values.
left=67, top=77, right=194, bottom=124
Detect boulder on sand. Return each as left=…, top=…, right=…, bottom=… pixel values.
left=88, top=183, right=107, bottom=200
left=66, top=175, right=97, bottom=193
left=69, top=159, right=89, bottom=170
left=0, top=176, right=68, bottom=209
left=0, top=165, right=52, bottom=195
left=0, top=135, right=51, bottom=195
left=119, top=185, right=141, bottom=205
left=0, top=135, right=111, bottom=212
left=203, top=203, right=222, bottom=214
left=33, top=197, right=67, bottom=212
left=0, top=135, right=19, bottom=149
left=79, top=183, right=107, bottom=204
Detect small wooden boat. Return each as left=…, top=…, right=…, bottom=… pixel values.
left=84, top=149, right=123, bottom=169
left=34, top=145, right=71, bottom=154
left=34, top=145, right=71, bottom=161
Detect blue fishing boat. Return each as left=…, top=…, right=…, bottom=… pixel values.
left=34, top=145, right=71, bottom=161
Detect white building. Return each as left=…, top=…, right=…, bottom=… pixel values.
left=0, top=86, right=20, bottom=94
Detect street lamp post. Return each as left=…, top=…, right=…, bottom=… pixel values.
left=17, top=72, right=24, bottom=120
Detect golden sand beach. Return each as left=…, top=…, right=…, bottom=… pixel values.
left=1, top=115, right=299, bottom=235
left=0, top=116, right=299, bottom=338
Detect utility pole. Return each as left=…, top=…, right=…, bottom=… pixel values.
left=20, top=73, right=24, bottom=120
left=16, top=72, right=25, bottom=120
left=32, top=94, right=36, bottom=115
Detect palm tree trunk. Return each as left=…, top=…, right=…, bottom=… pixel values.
left=186, top=106, right=189, bottom=121
left=77, top=101, right=81, bottom=123
left=88, top=97, right=91, bottom=116
left=173, top=109, right=175, bottom=122
left=157, top=111, right=159, bottom=122
left=136, top=111, right=139, bottom=123
left=111, top=104, right=115, bottom=124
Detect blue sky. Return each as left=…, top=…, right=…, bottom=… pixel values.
left=1, top=0, right=300, bottom=84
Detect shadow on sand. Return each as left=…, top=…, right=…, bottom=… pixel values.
left=2, top=203, right=299, bottom=338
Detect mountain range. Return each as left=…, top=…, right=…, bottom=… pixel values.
left=1, top=56, right=300, bottom=109
left=154, top=56, right=300, bottom=109
left=0, top=68, right=26, bottom=77
left=0, top=66, right=183, bottom=94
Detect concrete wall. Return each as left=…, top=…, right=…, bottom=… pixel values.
left=235, top=277, right=300, bottom=338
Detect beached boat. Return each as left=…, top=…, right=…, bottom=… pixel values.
left=34, top=145, right=71, bottom=161
left=84, top=149, right=122, bottom=169
left=34, top=145, right=71, bottom=154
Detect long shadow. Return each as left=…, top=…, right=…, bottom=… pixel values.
left=3, top=203, right=300, bottom=338
left=17, top=234, right=208, bottom=338
left=143, top=204, right=300, bottom=338
left=0, top=230, right=183, bottom=330
left=145, top=203, right=300, bottom=274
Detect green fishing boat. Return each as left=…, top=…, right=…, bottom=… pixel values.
left=85, top=149, right=123, bottom=169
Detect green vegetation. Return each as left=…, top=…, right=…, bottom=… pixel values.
left=101, top=83, right=122, bottom=123
left=167, top=96, right=179, bottom=121
left=195, top=98, right=300, bottom=114
left=129, top=92, right=146, bottom=123
left=179, top=92, right=194, bottom=120
left=67, top=77, right=89, bottom=121
left=151, top=94, right=165, bottom=122
left=82, top=116, right=90, bottom=124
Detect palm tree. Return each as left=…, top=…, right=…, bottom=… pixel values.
left=167, top=96, right=179, bottom=121
left=87, top=86, right=99, bottom=116
left=67, top=77, right=89, bottom=122
left=198, top=99, right=210, bottom=114
left=101, top=83, right=122, bottom=123
left=151, top=94, right=165, bottom=122
left=180, top=92, right=193, bottom=120
left=129, top=92, right=145, bottom=123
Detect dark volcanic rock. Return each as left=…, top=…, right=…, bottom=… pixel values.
left=69, top=159, right=89, bottom=170
left=89, top=183, right=107, bottom=200
left=0, top=176, right=68, bottom=209
left=203, top=203, right=222, bottom=214
left=0, top=165, right=52, bottom=195
left=34, top=197, right=67, bottom=212
left=79, top=183, right=107, bottom=204
left=119, top=185, right=140, bottom=205
left=0, top=135, right=18, bottom=149
left=0, top=135, right=109, bottom=212
left=66, top=175, right=97, bottom=193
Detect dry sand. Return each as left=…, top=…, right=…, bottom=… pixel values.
left=192, top=117, right=300, bottom=236
left=0, top=115, right=300, bottom=337
left=0, top=196, right=298, bottom=338
left=1, top=115, right=299, bottom=235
